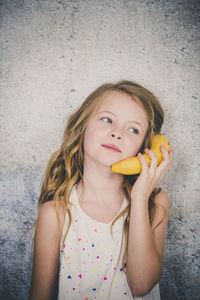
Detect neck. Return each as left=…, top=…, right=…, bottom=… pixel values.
left=77, top=160, right=124, bottom=204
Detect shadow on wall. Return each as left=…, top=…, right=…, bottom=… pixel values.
left=161, top=214, right=200, bottom=300
left=0, top=168, right=39, bottom=300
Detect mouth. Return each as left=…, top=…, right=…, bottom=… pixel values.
left=101, top=144, right=121, bottom=153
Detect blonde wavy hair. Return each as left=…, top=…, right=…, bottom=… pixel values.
left=38, top=80, right=164, bottom=267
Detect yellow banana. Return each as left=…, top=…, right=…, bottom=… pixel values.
left=111, top=134, right=170, bottom=175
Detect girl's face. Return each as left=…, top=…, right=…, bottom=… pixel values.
left=83, top=91, right=148, bottom=169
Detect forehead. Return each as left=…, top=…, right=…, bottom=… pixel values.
left=95, top=90, right=147, bottom=121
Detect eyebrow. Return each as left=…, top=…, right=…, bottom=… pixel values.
left=97, top=110, right=144, bottom=128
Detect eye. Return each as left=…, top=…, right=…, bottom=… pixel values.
left=128, top=127, right=139, bottom=134
left=101, top=117, right=112, bottom=124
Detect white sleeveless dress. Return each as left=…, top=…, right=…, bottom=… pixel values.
left=58, top=185, right=160, bottom=300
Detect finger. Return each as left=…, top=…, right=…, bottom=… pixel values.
left=160, top=145, right=174, bottom=168
left=160, top=145, right=170, bottom=160
left=144, top=148, right=158, bottom=170
left=168, top=149, right=174, bottom=167
left=148, top=148, right=174, bottom=185
left=157, top=148, right=174, bottom=175
left=138, top=152, right=149, bottom=172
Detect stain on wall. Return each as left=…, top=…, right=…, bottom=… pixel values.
left=0, top=1, right=199, bottom=299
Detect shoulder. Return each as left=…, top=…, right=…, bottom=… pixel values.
left=37, top=201, right=58, bottom=227
left=154, top=189, right=170, bottom=212
left=36, top=200, right=66, bottom=240
left=151, top=189, right=170, bottom=231
left=151, top=190, right=171, bottom=260
left=38, top=200, right=57, bottom=217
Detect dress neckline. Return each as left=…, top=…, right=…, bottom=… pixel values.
left=71, top=185, right=128, bottom=226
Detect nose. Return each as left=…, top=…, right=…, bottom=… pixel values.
left=109, top=130, right=123, bottom=140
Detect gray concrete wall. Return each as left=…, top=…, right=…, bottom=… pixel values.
left=0, top=1, right=199, bottom=299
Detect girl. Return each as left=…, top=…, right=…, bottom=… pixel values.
left=30, top=80, right=173, bottom=300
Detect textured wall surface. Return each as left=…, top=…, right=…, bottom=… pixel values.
left=0, top=1, right=200, bottom=299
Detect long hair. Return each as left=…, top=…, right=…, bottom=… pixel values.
left=38, top=80, right=164, bottom=266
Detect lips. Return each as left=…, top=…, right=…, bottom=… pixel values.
left=101, top=144, right=121, bottom=152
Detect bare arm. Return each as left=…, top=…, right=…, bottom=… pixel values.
left=30, top=201, right=64, bottom=300
left=126, top=190, right=170, bottom=296
left=126, top=146, right=173, bottom=297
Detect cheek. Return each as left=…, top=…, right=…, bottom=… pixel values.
left=125, top=138, right=143, bottom=157
left=127, top=148, right=139, bottom=158
left=83, top=126, right=99, bottom=153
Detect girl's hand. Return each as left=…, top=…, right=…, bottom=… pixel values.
left=131, top=145, right=174, bottom=202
